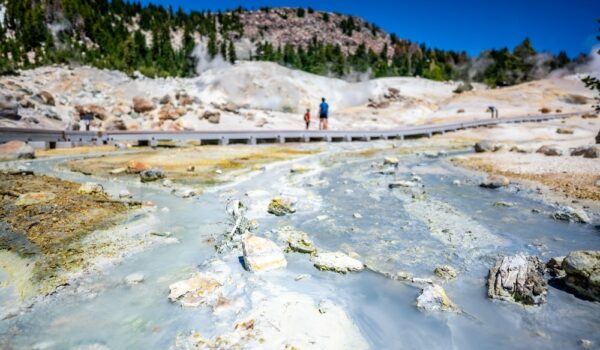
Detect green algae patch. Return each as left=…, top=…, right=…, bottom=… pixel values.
left=0, top=172, right=130, bottom=296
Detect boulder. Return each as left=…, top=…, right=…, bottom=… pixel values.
left=35, top=91, right=55, bottom=106
left=311, top=251, right=364, bottom=273
left=168, top=272, right=221, bottom=307
left=104, top=118, right=127, bottom=131
left=267, top=198, right=296, bottom=216
left=536, top=145, right=562, bottom=156
left=545, top=256, right=566, bottom=278
left=561, top=251, right=600, bottom=301
left=383, top=156, right=399, bottom=165
left=556, top=127, right=574, bottom=134
left=159, top=94, right=171, bottom=104
left=487, top=254, right=547, bottom=305
left=0, top=141, right=35, bottom=160
left=126, top=160, right=150, bottom=174
left=132, top=96, right=155, bottom=113
left=474, top=140, right=494, bottom=153
left=552, top=206, right=590, bottom=224
left=242, top=234, right=287, bottom=272
left=434, top=265, right=457, bottom=280
left=480, top=175, right=510, bottom=189
left=416, top=284, right=458, bottom=312
left=78, top=182, right=107, bottom=196
left=74, top=103, right=110, bottom=121
left=15, top=192, right=56, bottom=206
left=0, top=94, right=20, bottom=120
left=286, top=230, right=316, bottom=254
left=140, top=168, right=165, bottom=183
left=201, top=110, right=221, bottom=123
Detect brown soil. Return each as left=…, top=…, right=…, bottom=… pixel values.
left=0, top=172, right=131, bottom=289
left=453, top=157, right=600, bottom=201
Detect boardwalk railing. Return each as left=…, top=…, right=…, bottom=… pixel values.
left=0, top=112, right=579, bottom=149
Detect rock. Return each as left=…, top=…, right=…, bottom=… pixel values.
left=168, top=272, right=221, bottom=307
left=186, top=165, right=195, bottom=172
left=119, top=190, right=132, bottom=199
left=556, top=127, right=574, bottom=134
left=416, top=284, right=458, bottom=312
left=74, top=103, right=110, bottom=121
left=0, top=141, right=35, bottom=160
left=125, top=273, right=144, bottom=285
left=434, top=265, right=457, bottom=280
left=578, top=339, right=594, bottom=349
left=561, top=250, right=600, bottom=301
left=140, top=168, right=165, bottom=183
left=159, top=94, right=171, bottom=104
left=552, top=206, right=590, bottom=224
left=388, top=180, right=417, bottom=188
left=242, top=234, right=287, bottom=272
left=480, top=175, right=510, bottom=189
left=596, top=130, right=600, bottom=144
left=452, top=179, right=461, bottom=186
left=220, top=101, right=239, bottom=113
left=0, top=94, right=20, bottom=120
left=35, top=91, right=55, bottom=106
left=15, top=192, right=56, bottom=206
left=311, top=251, right=364, bottom=273
left=582, top=113, right=598, bottom=119
left=487, top=254, right=547, bottom=305
left=104, top=118, right=127, bottom=131
left=494, top=201, right=514, bottom=207
left=353, top=212, right=362, bottom=219
left=284, top=229, right=316, bottom=254
left=545, top=256, right=566, bottom=278
left=78, top=182, right=106, bottom=196
left=201, top=110, right=221, bottom=123
left=474, top=140, right=494, bottom=153
left=267, top=198, right=296, bottom=216
left=510, top=145, right=530, bottom=153
left=536, top=145, right=562, bottom=156
left=132, top=96, right=155, bottom=113
left=583, top=145, right=599, bottom=159
left=126, top=160, right=150, bottom=174
left=383, top=156, right=399, bottom=165
left=290, top=164, right=307, bottom=173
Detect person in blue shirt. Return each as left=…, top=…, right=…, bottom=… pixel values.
left=319, top=97, right=329, bottom=130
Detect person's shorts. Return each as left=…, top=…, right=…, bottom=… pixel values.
left=319, top=114, right=328, bottom=119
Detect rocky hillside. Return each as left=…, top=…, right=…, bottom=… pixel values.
left=0, top=1, right=583, bottom=84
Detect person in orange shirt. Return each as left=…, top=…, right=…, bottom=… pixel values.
left=304, top=108, right=311, bottom=130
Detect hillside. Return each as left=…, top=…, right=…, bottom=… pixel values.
left=0, top=1, right=583, bottom=85
left=0, top=61, right=595, bottom=132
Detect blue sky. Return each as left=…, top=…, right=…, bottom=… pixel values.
left=142, top=0, right=599, bottom=57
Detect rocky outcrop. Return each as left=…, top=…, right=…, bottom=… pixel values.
left=267, top=198, right=296, bottom=216
left=132, top=96, right=155, bottom=113
left=536, top=145, right=562, bottom=156
left=561, top=251, right=600, bottom=301
left=487, top=254, right=547, bottom=305
left=480, top=175, right=509, bottom=189
left=416, top=284, right=458, bottom=312
left=311, top=251, right=364, bottom=273
left=168, top=272, right=221, bottom=307
left=242, top=234, right=287, bottom=272
left=140, top=168, right=165, bottom=182
left=0, top=141, right=35, bottom=160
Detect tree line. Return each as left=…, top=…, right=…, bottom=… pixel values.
left=0, top=0, right=582, bottom=86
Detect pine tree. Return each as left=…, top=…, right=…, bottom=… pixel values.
left=227, top=40, right=237, bottom=63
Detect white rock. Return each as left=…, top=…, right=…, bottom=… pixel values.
left=353, top=212, right=363, bottom=219
left=125, top=273, right=144, bottom=285
left=78, top=182, right=105, bottom=196
left=416, top=284, right=458, bottom=312
left=311, top=251, right=364, bottom=273
left=118, top=190, right=132, bottom=199
left=452, top=179, right=461, bottom=186
left=383, top=156, right=399, bottom=165
left=242, top=234, right=287, bottom=272
left=168, top=272, right=221, bottom=307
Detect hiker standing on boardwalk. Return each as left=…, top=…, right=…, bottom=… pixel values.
left=304, top=108, right=311, bottom=130
left=319, top=98, right=329, bottom=130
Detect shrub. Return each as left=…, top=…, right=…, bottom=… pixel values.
left=453, top=82, right=473, bottom=94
